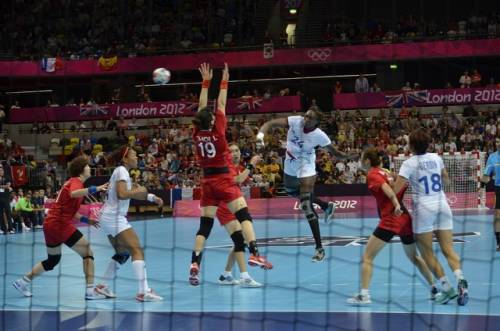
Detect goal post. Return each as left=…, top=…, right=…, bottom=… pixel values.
left=391, top=152, right=487, bottom=210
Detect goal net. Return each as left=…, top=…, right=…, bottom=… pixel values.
left=391, top=152, right=487, bottom=210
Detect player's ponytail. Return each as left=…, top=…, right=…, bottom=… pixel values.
left=193, top=107, right=214, bottom=130
left=106, top=145, right=131, bottom=166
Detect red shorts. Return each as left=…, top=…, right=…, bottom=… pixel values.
left=200, top=174, right=242, bottom=207
left=43, top=220, right=78, bottom=246
left=216, top=204, right=236, bottom=226
left=378, top=213, right=413, bottom=237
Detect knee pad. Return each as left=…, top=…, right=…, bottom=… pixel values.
left=112, top=252, right=130, bottom=265
left=234, top=207, right=252, bottom=224
left=83, top=255, right=94, bottom=260
left=285, top=185, right=300, bottom=198
left=196, top=216, right=214, bottom=239
left=299, top=192, right=318, bottom=221
left=41, top=254, right=61, bottom=271
left=231, top=230, right=246, bottom=252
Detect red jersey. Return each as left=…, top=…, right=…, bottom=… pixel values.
left=44, top=177, right=84, bottom=225
left=367, top=167, right=407, bottom=222
left=192, top=110, right=230, bottom=170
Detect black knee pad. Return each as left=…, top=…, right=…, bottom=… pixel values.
left=231, top=230, right=246, bottom=252
left=196, top=216, right=214, bottom=239
left=300, top=192, right=318, bottom=221
left=41, top=254, right=61, bottom=271
left=234, top=207, right=252, bottom=224
left=112, top=252, right=130, bottom=265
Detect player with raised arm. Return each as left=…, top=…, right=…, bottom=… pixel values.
left=13, top=156, right=108, bottom=300
left=393, top=128, right=469, bottom=306
left=257, top=108, right=358, bottom=261
left=189, top=63, right=261, bottom=287
left=347, top=148, right=436, bottom=304
left=481, top=137, right=500, bottom=252
left=95, top=146, right=164, bottom=302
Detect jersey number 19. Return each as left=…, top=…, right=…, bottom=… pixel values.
left=198, top=142, right=216, bottom=158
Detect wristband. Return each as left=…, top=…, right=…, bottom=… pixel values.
left=80, top=216, right=89, bottom=224
left=246, top=163, right=254, bottom=171
left=202, top=80, right=210, bottom=88
left=220, top=80, right=228, bottom=90
left=256, top=132, right=264, bottom=141
left=147, top=193, right=156, bottom=202
left=88, top=186, right=97, bottom=194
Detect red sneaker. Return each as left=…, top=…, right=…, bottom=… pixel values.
left=248, top=255, right=273, bottom=270
left=189, top=263, right=200, bottom=286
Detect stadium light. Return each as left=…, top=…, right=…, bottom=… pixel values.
left=289, top=8, right=297, bottom=15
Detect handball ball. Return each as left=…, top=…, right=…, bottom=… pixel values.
left=152, top=68, right=171, bottom=84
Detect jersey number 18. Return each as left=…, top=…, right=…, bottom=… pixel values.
left=418, top=174, right=442, bottom=194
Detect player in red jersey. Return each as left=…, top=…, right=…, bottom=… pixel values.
left=189, top=63, right=264, bottom=286
left=347, top=148, right=435, bottom=305
left=13, top=156, right=109, bottom=299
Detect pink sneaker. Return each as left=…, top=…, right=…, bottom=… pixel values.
left=136, top=288, right=163, bottom=302
left=189, top=263, right=200, bottom=286
left=248, top=255, right=273, bottom=270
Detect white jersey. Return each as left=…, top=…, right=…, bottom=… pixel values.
left=398, top=153, right=447, bottom=206
left=284, top=116, right=331, bottom=177
left=101, top=166, right=132, bottom=218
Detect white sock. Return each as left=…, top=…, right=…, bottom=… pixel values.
left=102, top=259, right=120, bottom=283
left=240, top=271, right=250, bottom=280
left=453, top=269, right=464, bottom=281
left=22, top=276, right=31, bottom=284
left=223, top=271, right=232, bottom=277
left=439, top=276, right=451, bottom=291
left=86, top=284, right=94, bottom=296
left=360, top=288, right=370, bottom=296
left=132, top=260, right=147, bottom=294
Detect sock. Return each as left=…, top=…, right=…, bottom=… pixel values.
left=360, top=288, right=370, bottom=296
left=86, top=284, right=94, bottom=296
left=240, top=271, right=250, bottom=280
left=312, top=195, right=329, bottom=211
left=132, top=260, right=147, bottom=294
left=191, top=251, right=202, bottom=266
left=223, top=271, right=232, bottom=278
left=102, top=259, right=120, bottom=283
left=439, top=276, right=451, bottom=291
left=453, top=269, right=464, bottom=281
left=248, top=241, right=259, bottom=256
left=307, top=219, right=322, bottom=249
left=22, top=276, right=31, bottom=284
left=496, top=232, right=500, bottom=245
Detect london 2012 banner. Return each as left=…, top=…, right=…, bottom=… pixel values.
left=9, top=95, right=301, bottom=124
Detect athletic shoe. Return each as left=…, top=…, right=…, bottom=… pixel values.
left=248, top=255, right=273, bottom=270
left=95, top=283, right=117, bottom=298
left=8, top=230, right=15, bottom=234
left=0, top=230, right=4, bottom=235
left=324, top=202, right=336, bottom=223
left=13, top=279, right=32, bottom=297
left=312, top=248, right=325, bottom=262
left=189, top=263, right=200, bottom=286
left=496, top=244, right=500, bottom=252
left=430, top=286, right=439, bottom=300
left=347, top=293, right=371, bottom=305
left=85, top=288, right=107, bottom=300
left=218, top=274, right=239, bottom=285
left=435, top=287, right=458, bottom=304
left=457, top=279, right=469, bottom=306
left=136, top=288, right=163, bottom=302
left=239, top=277, right=263, bottom=288
left=22, top=224, right=30, bottom=232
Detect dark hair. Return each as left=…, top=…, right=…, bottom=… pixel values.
left=362, top=147, right=381, bottom=167
left=307, top=107, right=322, bottom=126
left=192, top=107, right=214, bottom=130
left=68, top=155, right=88, bottom=177
left=106, top=145, right=132, bottom=166
left=409, top=127, right=430, bottom=155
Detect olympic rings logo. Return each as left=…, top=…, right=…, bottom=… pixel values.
left=307, top=48, right=332, bottom=62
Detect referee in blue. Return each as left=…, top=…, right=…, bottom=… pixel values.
left=482, top=137, right=500, bottom=252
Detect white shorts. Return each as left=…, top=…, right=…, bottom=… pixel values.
left=99, top=214, right=132, bottom=237
left=411, top=200, right=453, bottom=234
left=284, top=158, right=316, bottom=178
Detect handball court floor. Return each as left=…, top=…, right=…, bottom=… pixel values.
left=1, top=210, right=499, bottom=331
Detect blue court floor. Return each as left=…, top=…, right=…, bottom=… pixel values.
left=1, top=212, right=499, bottom=331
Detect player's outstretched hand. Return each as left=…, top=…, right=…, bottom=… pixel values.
left=222, top=62, right=229, bottom=81
left=98, top=183, right=109, bottom=192
left=250, top=154, right=261, bottom=167
left=154, top=196, right=164, bottom=207
left=88, top=218, right=100, bottom=229
left=199, top=62, right=213, bottom=81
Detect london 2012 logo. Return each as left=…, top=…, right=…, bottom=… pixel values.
left=307, top=48, right=332, bottom=62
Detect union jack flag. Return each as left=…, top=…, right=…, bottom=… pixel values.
left=237, top=96, right=263, bottom=111
left=384, top=90, right=428, bottom=107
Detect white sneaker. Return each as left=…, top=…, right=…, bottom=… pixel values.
left=347, top=293, right=371, bottom=305
left=85, top=287, right=107, bottom=300
left=0, top=230, right=4, bottom=234
left=136, top=288, right=163, bottom=302
left=22, top=224, right=30, bottom=232
left=218, top=274, right=240, bottom=285
left=239, top=277, right=263, bottom=288
left=8, top=230, right=15, bottom=234
left=13, top=279, right=32, bottom=297
left=94, top=283, right=117, bottom=298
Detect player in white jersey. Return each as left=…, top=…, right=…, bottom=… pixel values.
left=257, top=108, right=358, bottom=261
left=95, top=146, right=164, bottom=302
left=393, top=128, right=468, bottom=306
